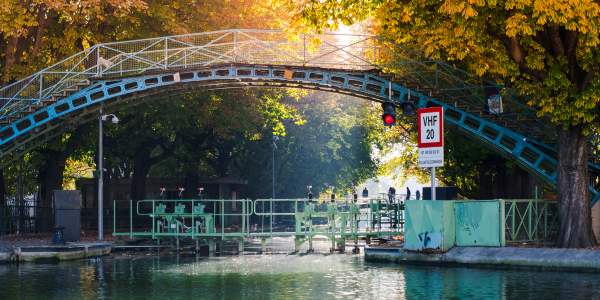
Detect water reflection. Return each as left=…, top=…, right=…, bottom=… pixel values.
left=0, top=237, right=599, bottom=299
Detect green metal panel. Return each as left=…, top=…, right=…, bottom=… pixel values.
left=404, top=200, right=455, bottom=251
left=503, top=199, right=557, bottom=242
left=443, top=201, right=456, bottom=249
left=455, top=200, right=503, bottom=246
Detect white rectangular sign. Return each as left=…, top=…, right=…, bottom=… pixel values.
left=418, top=147, right=444, bottom=167
left=420, top=112, right=441, bottom=144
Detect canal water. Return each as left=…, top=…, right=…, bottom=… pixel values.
left=1, top=237, right=599, bottom=299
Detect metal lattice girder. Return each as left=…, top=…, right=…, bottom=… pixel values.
left=0, top=30, right=553, bottom=132
left=0, top=29, right=599, bottom=205
left=504, top=199, right=558, bottom=242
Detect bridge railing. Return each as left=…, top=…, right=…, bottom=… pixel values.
left=0, top=29, right=552, bottom=139
left=503, top=199, right=558, bottom=243
left=253, top=198, right=403, bottom=238
left=113, top=199, right=254, bottom=239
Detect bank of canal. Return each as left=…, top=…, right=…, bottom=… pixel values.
left=365, top=245, right=600, bottom=272
left=1, top=237, right=600, bottom=299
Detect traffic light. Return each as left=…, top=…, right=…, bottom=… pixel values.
left=381, top=101, right=396, bottom=127
left=400, top=100, right=415, bottom=115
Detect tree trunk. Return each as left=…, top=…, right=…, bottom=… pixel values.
left=93, top=152, right=99, bottom=208
left=504, top=167, right=524, bottom=199
left=103, top=159, right=112, bottom=209
left=42, top=150, right=67, bottom=207
left=130, top=151, right=152, bottom=200
left=0, top=168, right=5, bottom=199
left=184, top=170, right=199, bottom=199
left=479, top=159, right=495, bottom=200
left=494, top=162, right=507, bottom=199
left=524, top=171, right=542, bottom=199
left=41, top=150, right=67, bottom=229
left=556, top=124, right=598, bottom=248
left=1, top=36, right=19, bottom=88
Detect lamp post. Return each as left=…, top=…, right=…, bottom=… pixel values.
left=272, top=135, right=278, bottom=227
left=98, top=111, right=119, bottom=241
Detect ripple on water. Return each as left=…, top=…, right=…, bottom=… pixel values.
left=0, top=238, right=600, bottom=299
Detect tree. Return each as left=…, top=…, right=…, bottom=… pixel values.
left=104, top=88, right=298, bottom=200
left=278, top=0, right=600, bottom=248
left=0, top=0, right=289, bottom=207
left=235, top=91, right=381, bottom=199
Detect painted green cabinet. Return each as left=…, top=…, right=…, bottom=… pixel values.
left=455, top=200, right=505, bottom=247
left=404, top=200, right=455, bottom=251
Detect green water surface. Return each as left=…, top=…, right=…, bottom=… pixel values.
left=1, top=237, right=599, bottom=299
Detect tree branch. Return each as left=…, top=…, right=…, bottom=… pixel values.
left=486, top=23, right=548, bottom=81
left=548, top=25, right=565, bottom=56
left=30, top=4, right=51, bottom=59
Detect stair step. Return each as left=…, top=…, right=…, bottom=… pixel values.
left=76, top=80, right=91, bottom=86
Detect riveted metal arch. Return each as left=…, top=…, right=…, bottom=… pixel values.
left=0, top=65, right=405, bottom=146
left=0, top=64, right=598, bottom=205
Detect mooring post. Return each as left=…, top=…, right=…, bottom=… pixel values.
left=261, top=237, right=267, bottom=252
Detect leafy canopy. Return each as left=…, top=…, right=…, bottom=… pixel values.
left=276, top=0, right=600, bottom=133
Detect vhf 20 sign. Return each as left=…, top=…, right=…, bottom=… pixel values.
left=418, top=107, right=444, bottom=167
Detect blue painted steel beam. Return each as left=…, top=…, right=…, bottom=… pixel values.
left=0, top=65, right=598, bottom=205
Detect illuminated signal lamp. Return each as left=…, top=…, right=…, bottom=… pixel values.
left=381, top=101, right=396, bottom=127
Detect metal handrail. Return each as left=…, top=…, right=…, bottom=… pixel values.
left=136, top=198, right=254, bottom=216
left=503, top=199, right=558, bottom=242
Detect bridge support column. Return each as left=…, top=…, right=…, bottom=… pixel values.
left=196, top=239, right=200, bottom=251
left=261, top=237, right=267, bottom=252
left=337, top=238, right=345, bottom=252
left=331, top=237, right=335, bottom=252
left=365, top=236, right=371, bottom=245
left=238, top=237, right=244, bottom=252
left=207, top=238, right=215, bottom=252
left=294, top=237, right=305, bottom=252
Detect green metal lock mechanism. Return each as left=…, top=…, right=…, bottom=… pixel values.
left=155, top=203, right=166, bottom=214
left=326, top=203, right=338, bottom=216
left=174, top=203, right=185, bottom=215
left=193, top=204, right=205, bottom=215
left=304, top=204, right=316, bottom=216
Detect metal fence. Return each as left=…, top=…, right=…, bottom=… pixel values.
left=504, top=199, right=558, bottom=242
left=0, top=196, right=53, bottom=235
left=0, top=196, right=139, bottom=235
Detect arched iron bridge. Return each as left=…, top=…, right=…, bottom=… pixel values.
left=0, top=29, right=598, bottom=204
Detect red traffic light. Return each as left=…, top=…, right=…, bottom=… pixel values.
left=384, top=115, right=394, bottom=124
left=381, top=101, right=396, bottom=127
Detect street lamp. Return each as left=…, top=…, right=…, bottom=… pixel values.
left=272, top=135, right=278, bottom=199
left=272, top=135, right=278, bottom=228
left=98, top=111, right=118, bottom=241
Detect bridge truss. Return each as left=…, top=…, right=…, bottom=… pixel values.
left=0, top=29, right=598, bottom=204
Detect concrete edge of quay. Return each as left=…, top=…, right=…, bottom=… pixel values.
left=0, top=242, right=114, bottom=263
left=364, top=246, right=600, bottom=272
